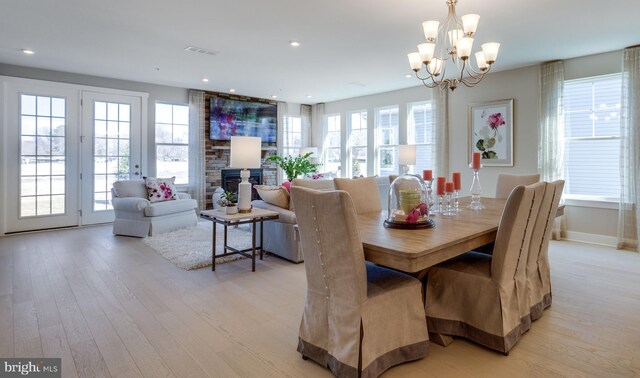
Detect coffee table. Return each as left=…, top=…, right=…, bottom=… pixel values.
left=200, top=208, right=279, bottom=272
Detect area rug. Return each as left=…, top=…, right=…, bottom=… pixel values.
left=143, top=221, right=254, bottom=270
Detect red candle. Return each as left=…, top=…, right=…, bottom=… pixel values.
left=422, top=169, right=433, bottom=181
left=452, top=172, right=461, bottom=190
left=445, top=182, right=454, bottom=193
left=436, top=176, right=446, bottom=196
left=472, top=152, right=481, bottom=170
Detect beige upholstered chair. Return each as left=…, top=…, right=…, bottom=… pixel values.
left=291, top=186, right=429, bottom=378
left=495, top=173, right=541, bottom=199
left=425, top=183, right=544, bottom=354
left=333, top=177, right=382, bottom=215
left=527, top=180, right=565, bottom=321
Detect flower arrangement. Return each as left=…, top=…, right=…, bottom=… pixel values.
left=217, top=190, right=238, bottom=207
left=475, top=112, right=505, bottom=159
left=267, top=152, right=319, bottom=182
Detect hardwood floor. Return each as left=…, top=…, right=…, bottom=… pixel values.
left=1, top=225, right=639, bottom=377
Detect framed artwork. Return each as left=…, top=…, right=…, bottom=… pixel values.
left=468, top=99, right=514, bottom=167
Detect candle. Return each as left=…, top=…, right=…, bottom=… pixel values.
left=472, top=152, right=481, bottom=170
left=452, top=172, right=461, bottom=190
left=445, top=182, right=454, bottom=193
left=437, top=176, right=446, bottom=196
left=423, top=169, right=433, bottom=181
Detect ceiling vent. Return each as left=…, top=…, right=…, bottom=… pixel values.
left=184, top=46, right=218, bottom=56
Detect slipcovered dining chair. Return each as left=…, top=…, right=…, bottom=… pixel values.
left=425, top=183, right=544, bottom=354
left=527, top=180, right=565, bottom=321
left=333, top=177, right=382, bottom=215
left=495, top=173, right=540, bottom=199
left=291, top=186, right=429, bottom=378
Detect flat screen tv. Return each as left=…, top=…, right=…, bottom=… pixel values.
left=209, top=97, right=277, bottom=142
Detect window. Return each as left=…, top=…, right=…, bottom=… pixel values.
left=563, top=74, right=621, bottom=200
left=155, top=103, right=189, bottom=185
left=283, top=116, right=302, bottom=157
left=408, top=101, right=435, bottom=174
left=348, top=110, right=368, bottom=177
left=324, top=114, right=341, bottom=176
left=375, top=106, right=399, bottom=176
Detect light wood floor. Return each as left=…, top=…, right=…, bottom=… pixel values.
left=1, top=225, right=639, bottom=378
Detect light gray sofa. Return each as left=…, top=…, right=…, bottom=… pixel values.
left=253, top=176, right=392, bottom=263
left=111, top=179, right=198, bottom=237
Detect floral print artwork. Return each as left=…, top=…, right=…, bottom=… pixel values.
left=470, top=99, right=513, bottom=166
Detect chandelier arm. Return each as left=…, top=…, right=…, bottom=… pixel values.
left=459, top=71, right=487, bottom=87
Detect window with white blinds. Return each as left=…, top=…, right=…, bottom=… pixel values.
left=563, top=74, right=621, bottom=200
left=283, top=116, right=302, bottom=157
left=375, top=106, right=399, bottom=176
left=408, top=101, right=434, bottom=174
left=348, top=110, right=367, bottom=177
left=323, top=114, right=341, bottom=176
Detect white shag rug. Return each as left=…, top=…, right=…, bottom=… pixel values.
left=143, top=221, right=254, bottom=270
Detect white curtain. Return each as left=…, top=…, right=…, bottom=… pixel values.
left=301, top=104, right=312, bottom=147
left=312, top=103, right=325, bottom=165
left=538, top=60, right=566, bottom=239
left=188, top=90, right=206, bottom=211
left=618, top=46, right=640, bottom=252
left=275, top=101, right=288, bottom=183
left=432, top=88, right=448, bottom=178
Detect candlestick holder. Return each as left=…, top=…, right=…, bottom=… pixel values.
left=454, top=189, right=461, bottom=213
left=468, top=168, right=485, bottom=210
left=443, top=192, right=454, bottom=215
left=424, top=179, right=435, bottom=216
left=435, top=194, right=444, bottom=214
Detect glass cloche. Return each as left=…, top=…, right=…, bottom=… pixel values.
left=384, top=174, right=435, bottom=229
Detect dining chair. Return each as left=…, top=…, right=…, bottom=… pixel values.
left=333, top=176, right=382, bottom=214
left=495, top=173, right=540, bottom=199
left=424, top=183, right=544, bottom=354
left=291, top=186, right=429, bottom=378
left=527, top=180, right=565, bottom=321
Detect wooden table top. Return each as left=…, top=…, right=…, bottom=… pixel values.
left=200, top=208, right=279, bottom=222
left=358, top=197, right=506, bottom=273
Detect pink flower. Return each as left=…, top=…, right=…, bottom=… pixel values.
left=416, top=202, right=429, bottom=216
left=406, top=209, right=421, bottom=224
left=487, top=113, right=505, bottom=130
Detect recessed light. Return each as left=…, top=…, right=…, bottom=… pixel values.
left=306, top=95, right=312, bottom=98
left=22, top=49, right=35, bottom=55
left=201, top=78, right=209, bottom=82
left=229, top=89, right=236, bottom=93
left=271, top=95, right=278, bottom=99
left=405, top=74, right=412, bottom=78
left=290, top=41, right=300, bottom=47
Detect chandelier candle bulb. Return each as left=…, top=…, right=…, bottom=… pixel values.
left=461, top=14, right=480, bottom=35
left=422, top=21, right=440, bottom=41
left=452, top=172, right=461, bottom=190
left=472, top=152, right=481, bottom=170
left=423, top=170, right=433, bottom=181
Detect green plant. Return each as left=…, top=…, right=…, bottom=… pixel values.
left=267, top=152, right=319, bottom=181
left=217, top=190, right=238, bottom=207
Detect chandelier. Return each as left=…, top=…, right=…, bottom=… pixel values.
left=407, top=0, right=500, bottom=91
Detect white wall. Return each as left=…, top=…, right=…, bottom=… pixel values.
left=318, top=50, right=624, bottom=243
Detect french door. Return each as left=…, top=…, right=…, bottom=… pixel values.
left=3, top=79, right=145, bottom=233
left=80, top=91, right=142, bottom=225
left=4, top=82, right=80, bottom=233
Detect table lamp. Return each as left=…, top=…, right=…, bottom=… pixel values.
left=299, top=147, right=319, bottom=164
left=230, top=136, right=262, bottom=213
left=398, top=144, right=417, bottom=174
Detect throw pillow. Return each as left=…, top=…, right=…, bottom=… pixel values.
left=281, top=181, right=291, bottom=193
left=144, top=176, right=178, bottom=203
left=255, top=185, right=290, bottom=209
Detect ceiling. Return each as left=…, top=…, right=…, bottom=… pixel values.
left=1, top=0, right=639, bottom=104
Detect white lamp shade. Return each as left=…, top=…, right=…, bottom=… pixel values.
left=230, top=136, right=262, bottom=168
left=457, top=37, right=474, bottom=59
left=482, top=42, right=500, bottom=63
left=398, top=145, right=417, bottom=166
left=408, top=52, right=422, bottom=71
left=428, top=58, right=443, bottom=75
left=448, top=29, right=463, bottom=48
left=422, top=21, right=440, bottom=41
left=418, top=43, right=436, bottom=63
left=475, top=51, right=489, bottom=70
left=461, top=14, right=480, bottom=35
left=300, top=147, right=318, bottom=157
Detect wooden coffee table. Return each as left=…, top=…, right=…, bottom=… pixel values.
left=200, top=208, right=279, bottom=272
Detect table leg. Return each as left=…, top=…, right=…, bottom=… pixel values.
left=212, top=222, right=217, bottom=271
left=251, top=219, right=256, bottom=272
left=224, top=224, right=228, bottom=254
left=260, top=218, right=264, bottom=260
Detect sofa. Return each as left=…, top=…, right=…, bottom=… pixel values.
left=111, top=179, right=198, bottom=237
left=252, top=176, right=392, bottom=263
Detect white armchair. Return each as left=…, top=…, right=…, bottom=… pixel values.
left=111, top=179, right=198, bottom=237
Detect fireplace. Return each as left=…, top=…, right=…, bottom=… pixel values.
left=221, top=168, right=263, bottom=201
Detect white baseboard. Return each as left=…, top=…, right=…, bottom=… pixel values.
left=564, top=231, right=617, bottom=247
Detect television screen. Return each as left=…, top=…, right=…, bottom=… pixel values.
left=209, top=97, right=277, bottom=142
